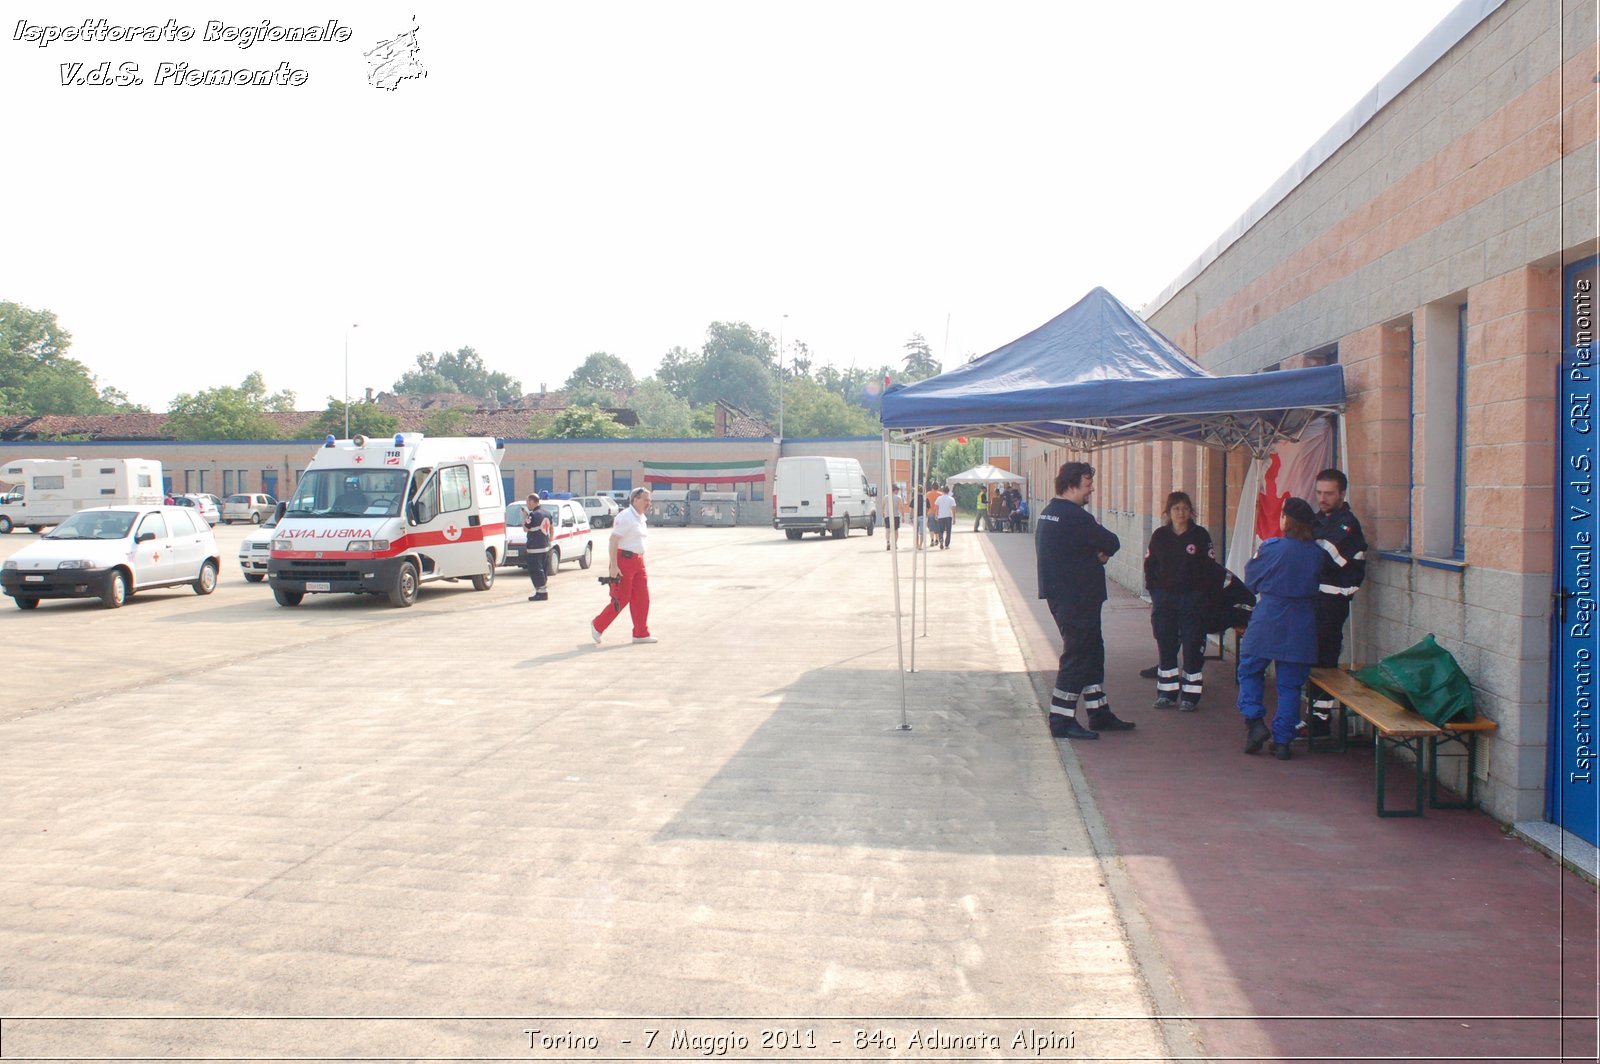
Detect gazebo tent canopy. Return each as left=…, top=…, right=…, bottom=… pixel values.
left=944, top=463, right=1025, bottom=483
left=880, top=287, right=1345, bottom=455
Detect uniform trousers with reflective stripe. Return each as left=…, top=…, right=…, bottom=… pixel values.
left=1048, top=599, right=1109, bottom=716
left=591, top=551, right=651, bottom=639
left=1309, top=593, right=1351, bottom=718
left=1151, top=588, right=1206, bottom=706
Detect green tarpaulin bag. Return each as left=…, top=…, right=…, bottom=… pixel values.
left=1353, top=634, right=1475, bottom=725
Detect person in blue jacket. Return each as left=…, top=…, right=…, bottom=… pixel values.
left=1238, top=496, right=1324, bottom=761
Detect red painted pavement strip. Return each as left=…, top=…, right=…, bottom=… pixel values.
left=982, top=532, right=1599, bottom=1062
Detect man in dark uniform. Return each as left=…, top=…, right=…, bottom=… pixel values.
left=1036, top=461, right=1135, bottom=740
left=1308, top=468, right=1367, bottom=731
left=523, top=492, right=552, bottom=602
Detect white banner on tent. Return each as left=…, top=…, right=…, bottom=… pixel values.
left=1226, top=417, right=1336, bottom=575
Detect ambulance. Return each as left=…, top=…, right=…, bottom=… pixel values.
left=266, top=433, right=507, bottom=608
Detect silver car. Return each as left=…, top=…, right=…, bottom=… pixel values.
left=222, top=493, right=277, bottom=524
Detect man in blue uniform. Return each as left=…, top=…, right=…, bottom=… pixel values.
left=1307, top=469, right=1367, bottom=733
left=1036, top=461, right=1135, bottom=740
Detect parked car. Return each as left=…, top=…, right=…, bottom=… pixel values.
left=171, top=493, right=221, bottom=526
left=222, top=493, right=277, bottom=524
left=578, top=494, right=620, bottom=528
left=0, top=505, right=221, bottom=609
left=600, top=489, right=632, bottom=506
left=237, top=516, right=278, bottom=582
left=502, top=499, right=596, bottom=572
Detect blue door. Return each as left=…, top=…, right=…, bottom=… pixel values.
left=1552, top=258, right=1600, bottom=845
left=502, top=474, right=515, bottom=504
left=262, top=471, right=278, bottom=499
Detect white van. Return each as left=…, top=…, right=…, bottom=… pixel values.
left=267, top=433, right=506, bottom=608
left=0, top=457, right=164, bottom=534
left=772, top=456, right=877, bottom=539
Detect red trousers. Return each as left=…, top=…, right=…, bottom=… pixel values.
left=592, top=552, right=650, bottom=638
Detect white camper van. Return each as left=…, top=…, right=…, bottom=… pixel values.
left=0, top=457, right=164, bottom=534
left=771, top=456, right=877, bottom=539
left=267, top=433, right=507, bottom=608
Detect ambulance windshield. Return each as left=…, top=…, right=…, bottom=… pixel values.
left=285, top=468, right=409, bottom=518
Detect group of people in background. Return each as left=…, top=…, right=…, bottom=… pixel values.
left=886, top=481, right=959, bottom=550
left=1035, top=460, right=1366, bottom=760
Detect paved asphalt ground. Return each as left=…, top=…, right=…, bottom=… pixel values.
left=0, top=521, right=1594, bottom=1062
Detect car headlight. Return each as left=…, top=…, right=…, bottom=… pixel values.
left=1, top=560, right=14, bottom=570
left=272, top=538, right=292, bottom=551
left=56, top=559, right=94, bottom=570
left=347, top=538, right=390, bottom=552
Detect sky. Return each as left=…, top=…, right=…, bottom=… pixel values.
left=2, top=0, right=1469, bottom=412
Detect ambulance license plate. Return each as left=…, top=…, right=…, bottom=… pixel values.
left=306, top=581, right=331, bottom=591
left=780, top=507, right=797, bottom=513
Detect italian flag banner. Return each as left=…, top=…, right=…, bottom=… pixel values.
left=641, top=458, right=768, bottom=486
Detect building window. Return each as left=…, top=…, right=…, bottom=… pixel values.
left=611, top=469, right=632, bottom=491
left=1453, top=304, right=1468, bottom=559
left=222, top=470, right=234, bottom=495
left=534, top=470, right=553, bottom=495
left=1420, top=300, right=1466, bottom=558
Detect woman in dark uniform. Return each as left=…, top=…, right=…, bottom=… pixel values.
left=1143, top=492, right=1214, bottom=712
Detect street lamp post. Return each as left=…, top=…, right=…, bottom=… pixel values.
left=343, top=323, right=359, bottom=439
left=778, top=313, right=788, bottom=442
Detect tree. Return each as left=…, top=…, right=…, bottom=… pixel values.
left=565, top=352, right=635, bottom=392
left=165, top=373, right=295, bottom=440
left=0, top=300, right=131, bottom=415
left=902, top=333, right=941, bottom=381
left=933, top=438, right=987, bottom=510
left=566, top=384, right=618, bottom=409
left=652, top=323, right=777, bottom=415
left=628, top=378, right=694, bottom=437
left=545, top=404, right=627, bottom=439
left=423, top=407, right=467, bottom=436
left=309, top=399, right=400, bottom=440
left=778, top=377, right=881, bottom=437
left=392, top=347, right=520, bottom=405
left=655, top=345, right=701, bottom=400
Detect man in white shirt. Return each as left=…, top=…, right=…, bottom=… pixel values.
left=590, top=487, right=656, bottom=645
left=934, top=486, right=957, bottom=549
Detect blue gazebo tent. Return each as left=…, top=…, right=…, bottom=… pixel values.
left=880, top=287, right=1344, bottom=457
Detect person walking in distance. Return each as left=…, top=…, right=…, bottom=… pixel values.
left=1307, top=469, right=1368, bottom=735
left=523, top=493, right=551, bottom=602
left=590, top=487, right=656, bottom=645
left=934, top=483, right=957, bottom=548
left=1036, top=461, right=1134, bottom=740
left=1238, top=497, right=1324, bottom=760
left=1144, top=491, right=1215, bottom=711
left=974, top=485, right=987, bottom=532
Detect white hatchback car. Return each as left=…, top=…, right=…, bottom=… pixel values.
left=578, top=494, right=620, bottom=528
left=502, top=499, right=596, bottom=572
left=237, top=516, right=278, bottom=583
left=171, top=493, right=221, bottom=527
left=0, top=505, right=222, bottom=609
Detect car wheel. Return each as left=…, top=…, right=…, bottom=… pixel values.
left=471, top=550, right=495, bottom=591
left=251, top=512, right=263, bottom=524
left=27, top=525, right=42, bottom=533
left=831, top=525, right=847, bottom=539
left=388, top=561, right=419, bottom=607
left=101, top=569, right=128, bottom=609
left=193, top=559, right=218, bottom=595
left=0, top=516, right=12, bottom=534
left=549, top=547, right=561, bottom=573
left=579, top=542, right=593, bottom=569
left=14, top=595, right=39, bottom=610
left=244, top=573, right=265, bottom=583
left=867, top=514, right=877, bottom=536
left=785, top=529, right=802, bottom=540
left=273, top=586, right=304, bottom=607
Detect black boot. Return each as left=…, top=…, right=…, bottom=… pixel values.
left=1271, top=741, right=1293, bottom=761
left=1049, top=713, right=1099, bottom=740
left=1088, top=709, right=1136, bottom=731
left=1244, top=717, right=1270, bottom=754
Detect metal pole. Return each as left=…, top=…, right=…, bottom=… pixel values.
left=915, top=435, right=928, bottom=672
left=778, top=314, right=787, bottom=442
left=883, top=431, right=910, bottom=730
left=921, top=441, right=931, bottom=637
left=343, top=323, right=359, bottom=439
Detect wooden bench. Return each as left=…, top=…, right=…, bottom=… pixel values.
left=1307, top=667, right=1498, bottom=818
